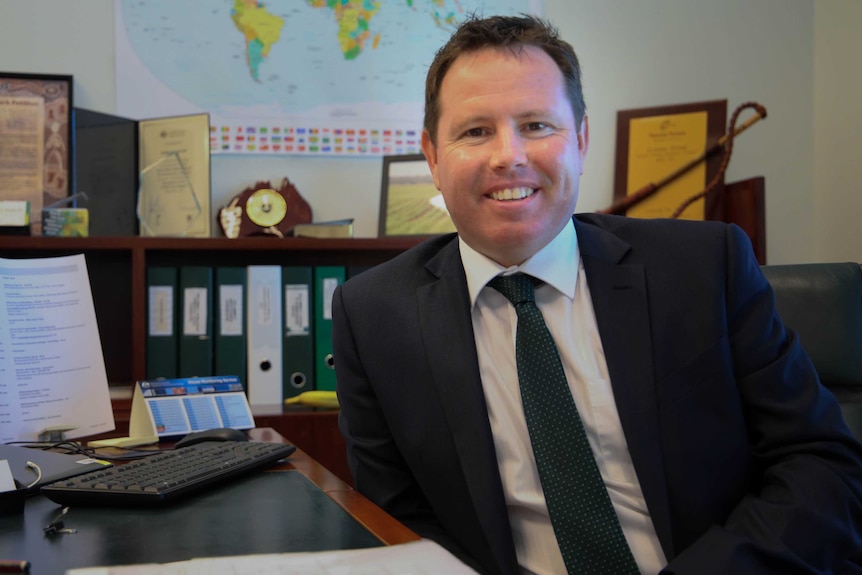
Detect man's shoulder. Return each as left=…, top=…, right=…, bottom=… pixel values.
left=573, top=212, right=750, bottom=269
left=574, top=212, right=736, bottom=250
left=575, top=212, right=730, bottom=236
left=341, top=233, right=458, bottom=293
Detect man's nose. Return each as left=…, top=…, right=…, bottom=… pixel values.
left=490, top=128, right=527, bottom=170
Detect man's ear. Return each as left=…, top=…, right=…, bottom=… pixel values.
left=577, top=115, right=589, bottom=174
left=421, top=130, right=442, bottom=190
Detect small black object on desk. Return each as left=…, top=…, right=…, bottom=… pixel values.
left=0, top=482, right=26, bottom=516
left=174, top=427, right=248, bottom=449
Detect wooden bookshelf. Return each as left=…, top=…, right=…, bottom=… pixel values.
left=1, top=235, right=424, bottom=484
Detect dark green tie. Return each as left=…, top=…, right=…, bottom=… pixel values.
left=488, top=273, right=640, bottom=575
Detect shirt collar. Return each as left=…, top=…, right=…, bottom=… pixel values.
left=460, top=219, right=579, bottom=307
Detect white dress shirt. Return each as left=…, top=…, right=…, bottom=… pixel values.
left=459, top=221, right=667, bottom=575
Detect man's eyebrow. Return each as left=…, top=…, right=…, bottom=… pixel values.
left=516, top=107, right=567, bottom=121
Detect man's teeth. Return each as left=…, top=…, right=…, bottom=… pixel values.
left=490, top=187, right=535, bottom=201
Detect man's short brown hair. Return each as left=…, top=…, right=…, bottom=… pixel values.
left=423, top=14, right=586, bottom=145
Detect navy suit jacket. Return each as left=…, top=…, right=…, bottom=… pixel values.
left=333, top=213, right=862, bottom=574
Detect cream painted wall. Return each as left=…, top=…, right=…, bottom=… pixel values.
left=0, top=1, right=853, bottom=263
left=814, top=0, right=862, bottom=263
left=545, top=0, right=814, bottom=263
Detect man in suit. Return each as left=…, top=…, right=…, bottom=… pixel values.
left=333, top=14, right=862, bottom=575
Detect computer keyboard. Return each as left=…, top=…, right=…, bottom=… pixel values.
left=41, top=440, right=297, bottom=506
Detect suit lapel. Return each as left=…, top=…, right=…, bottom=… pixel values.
left=417, top=239, right=519, bottom=574
left=575, top=218, right=675, bottom=556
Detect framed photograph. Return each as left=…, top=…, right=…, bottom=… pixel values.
left=378, top=153, right=456, bottom=237
left=613, top=99, right=726, bottom=220
left=0, top=72, right=73, bottom=234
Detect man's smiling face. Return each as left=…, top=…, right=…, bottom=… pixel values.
left=421, top=45, right=589, bottom=267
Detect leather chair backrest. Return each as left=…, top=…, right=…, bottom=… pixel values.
left=761, top=262, right=862, bottom=439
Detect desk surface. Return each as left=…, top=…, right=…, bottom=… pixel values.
left=250, top=428, right=416, bottom=546
left=0, top=428, right=419, bottom=573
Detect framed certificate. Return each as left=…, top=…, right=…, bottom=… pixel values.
left=613, top=99, right=726, bottom=220
left=0, top=72, right=73, bottom=234
left=378, top=153, right=455, bottom=237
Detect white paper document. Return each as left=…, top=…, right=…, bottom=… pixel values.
left=0, top=254, right=115, bottom=442
left=66, top=539, right=479, bottom=575
left=0, top=459, right=16, bottom=492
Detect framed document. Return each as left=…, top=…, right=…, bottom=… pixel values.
left=378, top=153, right=455, bottom=237
left=138, top=113, right=211, bottom=237
left=614, top=99, right=726, bottom=220
left=0, top=72, right=73, bottom=234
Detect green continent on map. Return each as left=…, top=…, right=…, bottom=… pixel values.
left=231, top=0, right=284, bottom=81
left=308, top=0, right=382, bottom=61
left=228, top=0, right=468, bottom=79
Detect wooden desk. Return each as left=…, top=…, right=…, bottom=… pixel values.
left=249, top=427, right=416, bottom=545
left=253, top=407, right=352, bottom=487
left=0, top=429, right=418, bottom=572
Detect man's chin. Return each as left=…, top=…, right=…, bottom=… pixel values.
left=471, top=234, right=547, bottom=268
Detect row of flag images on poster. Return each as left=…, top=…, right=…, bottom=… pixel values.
left=209, top=125, right=421, bottom=155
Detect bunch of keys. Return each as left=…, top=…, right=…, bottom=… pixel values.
left=44, top=506, right=77, bottom=536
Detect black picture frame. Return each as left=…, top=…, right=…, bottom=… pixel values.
left=0, top=72, right=74, bottom=234
left=378, top=153, right=455, bottom=237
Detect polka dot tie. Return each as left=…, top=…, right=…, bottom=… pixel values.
left=488, top=273, right=640, bottom=575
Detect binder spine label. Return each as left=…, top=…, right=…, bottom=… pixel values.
left=183, top=287, right=208, bottom=336
left=322, top=277, right=338, bottom=320
left=148, top=286, right=174, bottom=336
left=284, top=284, right=310, bottom=336
left=219, top=284, right=243, bottom=336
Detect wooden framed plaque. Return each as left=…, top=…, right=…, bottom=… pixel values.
left=613, top=99, right=727, bottom=220
left=0, top=72, right=73, bottom=234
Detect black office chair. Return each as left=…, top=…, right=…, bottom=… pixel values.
left=761, top=262, right=862, bottom=440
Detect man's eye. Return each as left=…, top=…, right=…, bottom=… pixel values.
left=526, top=122, right=549, bottom=131
left=464, top=127, right=487, bottom=138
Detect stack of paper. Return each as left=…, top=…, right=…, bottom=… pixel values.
left=66, top=539, right=479, bottom=574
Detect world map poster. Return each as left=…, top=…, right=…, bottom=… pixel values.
left=115, top=0, right=542, bottom=157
